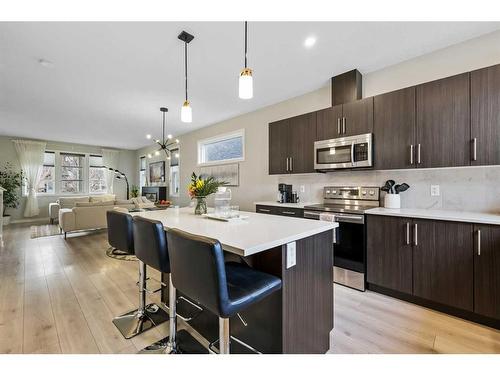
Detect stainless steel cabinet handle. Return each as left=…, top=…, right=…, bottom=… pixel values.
left=290, top=157, right=293, bottom=172
left=417, top=144, right=421, bottom=164
left=477, top=229, right=481, bottom=256
left=413, top=223, right=418, bottom=246
left=286, top=157, right=289, bottom=172
left=258, top=208, right=271, bottom=213
left=342, top=117, right=346, bottom=134
left=472, top=138, right=477, bottom=161
left=406, top=222, right=410, bottom=245
left=337, top=118, right=341, bottom=135
left=282, top=211, right=296, bottom=215
left=410, top=145, right=414, bottom=165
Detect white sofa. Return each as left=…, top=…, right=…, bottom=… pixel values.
left=56, top=194, right=137, bottom=238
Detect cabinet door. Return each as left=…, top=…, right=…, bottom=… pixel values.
left=473, top=225, right=500, bottom=320
left=341, top=97, right=373, bottom=137
left=288, top=112, right=317, bottom=173
left=416, top=73, right=470, bottom=168
left=373, top=87, right=416, bottom=170
left=366, top=215, right=413, bottom=294
left=316, top=105, right=343, bottom=140
left=471, top=64, right=500, bottom=166
left=269, top=119, right=290, bottom=174
left=412, top=219, right=473, bottom=311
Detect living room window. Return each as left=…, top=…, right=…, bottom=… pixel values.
left=197, top=129, right=245, bottom=165
left=36, top=151, right=55, bottom=194
left=60, top=153, right=84, bottom=194
left=89, top=155, right=107, bottom=194
left=169, top=148, right=180, bottom=197
left=139, top=156, right=146, bottom=193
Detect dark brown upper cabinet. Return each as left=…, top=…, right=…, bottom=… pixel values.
left=373, top=87, right=416, bottom=170
left=471, top=63, right=500, bottom=166
left=412, top=219, right=473, bottom=311
left=269, top=112, right=317, bottom=175
left=316, top=105, right=343, bottom=140
left=473, top=224, right=500, bottom=320
left=315, top=98, right=373, bottom=141
left=366, top=215, right=413, bottom=294
left=331, top=69, right=362, bottom=106
left=342, top=97, right=374, bottom=137
left=416, top=73, right=470, bottom=168
left=269, top=118, right=289, bottom=174
left=288, top=112, right=317, bottom=174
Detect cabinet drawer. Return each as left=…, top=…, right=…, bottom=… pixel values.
left=276, top=207, right=304, bottom=218
left=256, top=205, right=277, bottom=215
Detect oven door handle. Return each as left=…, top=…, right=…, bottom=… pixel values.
left=304, top=211, right=322, bottom=220
left=334, top=213, right=365, bottom=224
left=350, top=143, right=355, bottom=167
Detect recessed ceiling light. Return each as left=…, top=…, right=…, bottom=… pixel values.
left=304, top=36, right=317, bottom=48
left=38, top=59, right=55, bottom=68
left=146, top=134, right=151, bottom=139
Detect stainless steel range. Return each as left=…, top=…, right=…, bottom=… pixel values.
left=304, top=186, right=380, bottom=291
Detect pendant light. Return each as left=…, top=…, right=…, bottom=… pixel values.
left=152, top=107, right=179, bottom=159
left=239, top=21, right=253, bottom=99
left=178, top=31, right=194, bottom=123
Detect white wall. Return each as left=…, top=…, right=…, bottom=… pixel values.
left=140, top=30, right=500, bottom=213
left=0, top=136, right=136, bottom=222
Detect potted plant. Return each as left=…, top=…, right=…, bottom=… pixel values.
left=130, top=185, right=139, bottom=198
left=0, top=163, right=23, bottom=225
left=188, top=172, right=227, bottom=215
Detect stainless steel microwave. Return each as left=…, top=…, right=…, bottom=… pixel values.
left=314, top=133, right=373, bottom=170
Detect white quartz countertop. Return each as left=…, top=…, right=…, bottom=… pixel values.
left=366, top=207, right=500, bottom=225
left=254, top=201, right=320, bottom=209
left=131, top=207, right=337, bottom=257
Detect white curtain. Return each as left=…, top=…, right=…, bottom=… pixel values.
left=12, top=140, right=46, bottom=217
left=102, top=149, right=120, bottom=194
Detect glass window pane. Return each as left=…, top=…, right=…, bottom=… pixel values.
left=89, top=155, right=103, bottom=167
left=61, top=153, right=83, bottom=167
left=140, top=156, right=146, bottom=170
left=89, top=166, right=107, bottom=193
left=36, top=166, right=55, bottom=194
left=61, top=166, right=82, bottom=180
left=170, top=148, right=179, bottom=167
left=202, top=135, right=243, bottom=163
left=139, top=170, right=146, bottom=190
left=43, top=152, right=55, bottom=166
left=61, top=180, right=83, bottom=193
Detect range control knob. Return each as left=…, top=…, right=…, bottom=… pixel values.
left=326, top=190, right=331, bottom=194
left=369, top=190, right=375, bottom=196
left=332, top=190, right=337, bottom=195
left=362, top=191, right=367, bottom=195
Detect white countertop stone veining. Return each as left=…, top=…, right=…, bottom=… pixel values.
left=254, top=201, right=320, bottom=209
left=131, top=207, right=337, bottom=257
left=366, top=207, right=500, bottom=225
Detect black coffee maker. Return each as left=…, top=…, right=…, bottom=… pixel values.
left=278, top=184, right=293, bottom=203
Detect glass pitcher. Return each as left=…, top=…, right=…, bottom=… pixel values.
left=214, top=187, right=232, bottom=218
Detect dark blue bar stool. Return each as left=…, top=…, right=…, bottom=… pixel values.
left=132, top=216, right=178, bottom=352
left=166, top=228, right=282, bottom=354
left=109, top=212, right=168, bottom=339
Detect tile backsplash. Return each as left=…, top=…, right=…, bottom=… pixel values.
left=278, top=166, right=500, bottom=214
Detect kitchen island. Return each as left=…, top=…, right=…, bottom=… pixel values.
left=132, top=207, right=337, bottom=353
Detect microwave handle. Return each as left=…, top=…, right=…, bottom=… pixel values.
left=351, top=143, right=355, bottom=165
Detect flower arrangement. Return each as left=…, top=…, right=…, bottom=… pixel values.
left=188, top=172, right=227, bottom=214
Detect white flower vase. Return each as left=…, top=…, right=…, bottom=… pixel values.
left=384, top=194, right=401, bottom=209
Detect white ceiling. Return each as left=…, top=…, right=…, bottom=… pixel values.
left=1, top=22, right=499, bottom=150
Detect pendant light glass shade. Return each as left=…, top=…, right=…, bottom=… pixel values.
left=181, top=100, right=192, bottom=123
left=239, top=68, right=253, bottom=99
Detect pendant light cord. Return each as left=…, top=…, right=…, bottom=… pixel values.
left=162, top=111, right=165, bottom=143
left=184, top=41, right=188, bottom=102
left=244, top=21, right=248, bottom=69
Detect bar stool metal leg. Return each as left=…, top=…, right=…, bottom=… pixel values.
left=113, top=261, right=166, bottom=339
left=219, top=318, right=230, bottom=354
left=164, top=275, right=178, bottom=353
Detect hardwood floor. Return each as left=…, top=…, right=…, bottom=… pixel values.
left=0, top=224, right=499, bottom=354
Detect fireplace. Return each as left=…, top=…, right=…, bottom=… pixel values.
left=142, top=186, right=167, bottom=202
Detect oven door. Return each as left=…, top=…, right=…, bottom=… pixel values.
left=333, top=213, right=365, bottom=273
left=314, top=139, right=354, bottom=170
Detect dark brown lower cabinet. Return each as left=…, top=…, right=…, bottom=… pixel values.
left=366, top=215, right=413, bottom=294
left=412, top=219, right=473, bottom=311
left=474, top=224, right=500, bottom=320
